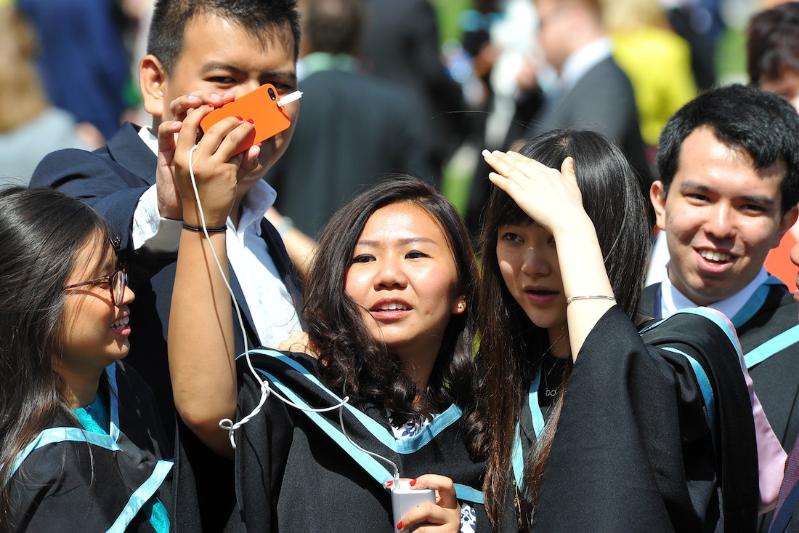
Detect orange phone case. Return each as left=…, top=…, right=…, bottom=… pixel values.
left=199, top=84, right=291, bottom=155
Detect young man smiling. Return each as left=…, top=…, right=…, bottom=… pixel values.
left=640, top=85, right=799, bottom=453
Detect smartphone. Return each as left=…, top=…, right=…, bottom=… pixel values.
left=199, top=83, right=292, bottom=155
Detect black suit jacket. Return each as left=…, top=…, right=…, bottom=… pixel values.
left=267, top=68, right=433, bottom=236
left=640, top=281, right=799, bottom=533
left=30, top=123, right=302, bottom=439
left=529, top=56, right=652, bottom=193
left=640, top=281, right=799, bottom=448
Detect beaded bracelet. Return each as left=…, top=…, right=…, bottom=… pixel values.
left=182, top=222, right=227, bottom=233
left=566, top=295, right=616, bottom=305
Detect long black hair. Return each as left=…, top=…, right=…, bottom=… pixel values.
left=0, top=187, right=115, bottom=529
left=475, top=130, right=651, bottom=524
left=304, top=176, right=479, bottom=437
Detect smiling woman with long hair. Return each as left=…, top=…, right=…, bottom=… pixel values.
left=0, top=187, right=171, bottom=532
left=474, top=130, right=763, bottom=531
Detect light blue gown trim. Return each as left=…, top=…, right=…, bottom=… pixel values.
left=730, top=276, right=785, bottom=328
left=661, top=346, right=716, bottom=431
left=746, top=324, right=799, bottom=370
left=511, top=371, right=545, bottom=488
left=667, top=308, right=741, bottom=352
left=257, top=369, right=484, bottom=504
left=8, top=427, right=120, bottom=479
left=104, top=363, right=121, bottom=441
left=242, top=349, right=462, bottom=453
left=106, top=459, right=173, bottom=533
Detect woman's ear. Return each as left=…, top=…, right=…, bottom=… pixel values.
left=452, top=297, right=467, bottom=315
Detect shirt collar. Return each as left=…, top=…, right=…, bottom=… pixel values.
left=138, top=126, right=276, bottom=236
left=234, top=180, right=276, bottom=236
left=298, top=52, right=355, bottom=80
left=661, top=265, right=769, bottom=320
left=560, top=37, right=613, bottom=91
left=138, top=125, right=158, bottom=154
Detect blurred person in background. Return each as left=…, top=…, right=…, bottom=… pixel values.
left=748, top=2, right=799, bottom=113
left=0, top=5, right=100, bottom=187
left=663, top=0, right=724, bottom=90
left=750, top=2, right=799, bottom=293
left=604, top=0, right=696, bottom=157
left=362, top=0, right=469, bottom=174
left=17, top=0, right=133, bottom=140
left=459, top=0, right=544, bottom=234
left=267, top=0, right=432, bottom=238
left=468, top=0, right=651, bottom=233
left=527, top=0, right=650, bottom=187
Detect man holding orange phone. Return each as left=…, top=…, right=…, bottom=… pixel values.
left=30, top=1, right=304, bottom=528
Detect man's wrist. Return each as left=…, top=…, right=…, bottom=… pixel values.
left=158, top=202, right=183, bottom=221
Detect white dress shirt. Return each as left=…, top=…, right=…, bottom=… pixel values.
left=659, top=265, right=769, bottom=321
left=559, top=37, right=613, bottom=92
left=131, top=127, right=302, bottom=348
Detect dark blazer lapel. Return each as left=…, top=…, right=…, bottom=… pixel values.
left=640, top=283, right=661, bottom=320
left=229, top=269, right=261, bottom=353
left=106, top=123, right=158, bottom=184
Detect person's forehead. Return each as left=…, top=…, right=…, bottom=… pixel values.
left=674, top=126, right=786, bottom=189
left=179, top=12, right=296, bottom=67
left=677, top=126, right=749, bottom=169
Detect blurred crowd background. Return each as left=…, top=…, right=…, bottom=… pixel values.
left=0, top=0, right=794, bottom=232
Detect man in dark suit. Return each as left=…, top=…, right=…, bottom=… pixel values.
left=362, top=0, right=467, bottom=173
left=468, top=0, right=651, bottom=234
left=30, top=0, right=303, bottom=446
left=267, top=0, right=432, bottom=237
left=639, top=85, right=799, bottom=467
left=528, top=0, right=650, bottom=185
left=31, top=2, right=304, bottom=528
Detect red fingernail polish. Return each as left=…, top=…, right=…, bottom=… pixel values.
left=247, top=118, right=255, bottom=124
left=409, top=479, right=416, bottom=487
left=385, top=480, right=393, bottom=488
left=236, top=115, right=243, bottom=120
left=397, top=521, right=403, bottom=530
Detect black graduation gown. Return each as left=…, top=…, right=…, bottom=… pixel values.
left=642, top=279, right=799, bottom=533
left=641, top=278, right=799, bottom=447
left=520, top=307, right=758, bottom=532
left=7, top=362, right=173, bottom=532
left=229, top=348, right=489, bottom=532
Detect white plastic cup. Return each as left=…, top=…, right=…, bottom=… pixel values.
left=391, top=480, right=436, bottom=532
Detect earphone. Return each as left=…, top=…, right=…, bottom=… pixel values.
left=185, top=95, right=401, bottom=483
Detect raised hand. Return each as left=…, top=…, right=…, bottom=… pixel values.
left=483, top=150, right=586, bottom=236
left=167, top=105, right=254, bottom=227
left=155, top=92, right=237, bottom=220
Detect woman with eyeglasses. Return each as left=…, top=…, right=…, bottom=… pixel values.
left=0, top=187, right=172, bottom=532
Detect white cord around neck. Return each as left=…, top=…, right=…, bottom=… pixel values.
left=186, top=144, right=351, bottom=450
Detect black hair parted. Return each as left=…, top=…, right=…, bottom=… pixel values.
left=656, top=84, right=799, bottom=213
left=475, top=129, right=651, bottom=525
left=303, top=176, right=479, bottom=437
left=747, top=2, right=799, bottom=85
left=148, top=0, right=301, bottom=73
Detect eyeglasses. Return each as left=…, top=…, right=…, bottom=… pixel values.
left=64, top=270, right=128, bottom=306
